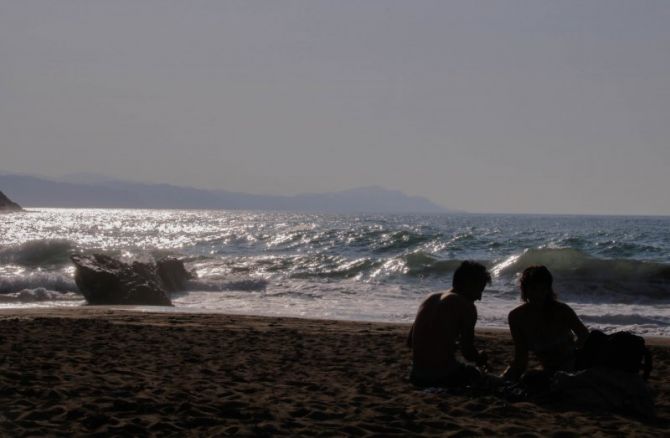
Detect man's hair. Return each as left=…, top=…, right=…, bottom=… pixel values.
left=519, top=265, right=557, bottom=302
left=452, top=260, right=492, bottom=290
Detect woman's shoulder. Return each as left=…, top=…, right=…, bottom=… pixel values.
left=551, top=300, right=577, bottom=314
left=508, top=302, right=531, bottom=320
left=508, top=300, right=576, bottom=319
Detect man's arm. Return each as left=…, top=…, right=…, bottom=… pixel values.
left=459, top=304, right=487, bottom=368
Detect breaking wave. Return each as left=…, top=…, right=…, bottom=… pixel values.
left=0, top=288, right=81, bottom=303
left=184, top=278, right=268, bottom=292
left=0, top=272, right=78, bottom=294
left=0, top=239, right=75, bottom=267
left=492, top=248, right=670, bottom=299
left=402, top=252, right=464, bottom=277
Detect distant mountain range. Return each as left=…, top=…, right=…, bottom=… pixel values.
left=0, top=173, right=452, bottom=213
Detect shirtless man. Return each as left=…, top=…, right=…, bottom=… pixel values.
left=407, top=261, right=491, bottom=387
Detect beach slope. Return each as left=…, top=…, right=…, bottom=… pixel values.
left=0, top=309, right=667, bottom=436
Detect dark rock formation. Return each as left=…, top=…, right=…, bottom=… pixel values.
left=156, top=257, right=195, bottom=292
left=71, top=254, right=195, bottom=306
left=0, top=190, right=22, bottom=212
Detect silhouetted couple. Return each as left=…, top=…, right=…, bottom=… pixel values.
left=407, top=261, right=588, bottom=388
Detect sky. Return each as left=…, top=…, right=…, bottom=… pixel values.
left=1, top=1, right=669, bottom=215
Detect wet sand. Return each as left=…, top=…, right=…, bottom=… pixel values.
left=0, top=308, right=667, bottom=436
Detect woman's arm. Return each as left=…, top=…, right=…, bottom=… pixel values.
left=502, top=310, right=528, bottom=381
left=566, top=305, right=589, bottom=347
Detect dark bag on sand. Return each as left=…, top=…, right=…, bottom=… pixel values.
left=576, top=330, right=652, bottom=380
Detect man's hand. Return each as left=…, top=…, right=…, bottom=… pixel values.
left=476, top=351, right=488, bottom=371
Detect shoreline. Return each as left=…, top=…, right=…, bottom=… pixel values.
left=2, top=306, right=669, bottom=345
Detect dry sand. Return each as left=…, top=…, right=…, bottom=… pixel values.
left=0, top=308, right=667, bottom=436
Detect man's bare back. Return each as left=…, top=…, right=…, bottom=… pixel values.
left=409, top=291, right=477, bottom=370
left=407, top=261, right=491, bottom=387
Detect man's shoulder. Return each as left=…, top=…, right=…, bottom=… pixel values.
left=440, top=291, right=476, bottom=313
left=440, top=291, right=466, bottom=303
left=419, top=292, right=445, bottom=306
left=421, top=290, right=456, bottom=304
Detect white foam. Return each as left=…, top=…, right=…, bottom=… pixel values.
left=0, top=288, right=83, bottom=305
left=0, top=272, right=78, bottom=293
left=168, top=280, right=670, bottom=336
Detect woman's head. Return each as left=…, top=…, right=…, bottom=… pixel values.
left=519, top=265, right=556, bottom=303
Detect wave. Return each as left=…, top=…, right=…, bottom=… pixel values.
left=0, top=288, right=82, bottom=303
left=402, top=252, right=464, bottom=277
left=184, top=278, right=268, bottom=292
left=190, top=252, right=472, bottom=281
left=289, top=257, right=380, bottom=279
left=578, top=312, right=670, bottom=335
left=0, top=239, right=75, bottom=267
left=492, top=248, right=670, bottom=299
left=595, top=241, right=665, bottom=259
left=371, top=230, right=432, bottom=253
left=0, top=272, right=78, bottom=293
left=581, top=313, right=670, bottom=327
left=0, top=269, right=266, bottom=295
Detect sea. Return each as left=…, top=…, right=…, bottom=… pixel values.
left=1, top=208, right=669, bottom=336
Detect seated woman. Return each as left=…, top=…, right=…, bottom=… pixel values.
left=502, top=265, right=589, bottom=382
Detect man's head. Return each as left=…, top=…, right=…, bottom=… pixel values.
left=452, top=260, right=491, bottom=301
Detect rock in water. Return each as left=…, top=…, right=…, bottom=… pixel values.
left=71, top=254, right=175, bottom=306
left=156, top=257, right=196, bottom=292
left=0, top=190, right=22, bottom=212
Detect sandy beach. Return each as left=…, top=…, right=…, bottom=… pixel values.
left=0, top=308, right=667, bottom=436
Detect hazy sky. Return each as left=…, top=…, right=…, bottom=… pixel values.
left=2, top=1, right=669, bottom=215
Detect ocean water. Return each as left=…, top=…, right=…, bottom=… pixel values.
left=1, top=208, right=669, bottom=335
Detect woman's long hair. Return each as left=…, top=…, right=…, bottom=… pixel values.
left=519, top=265, right=557, bottom=303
